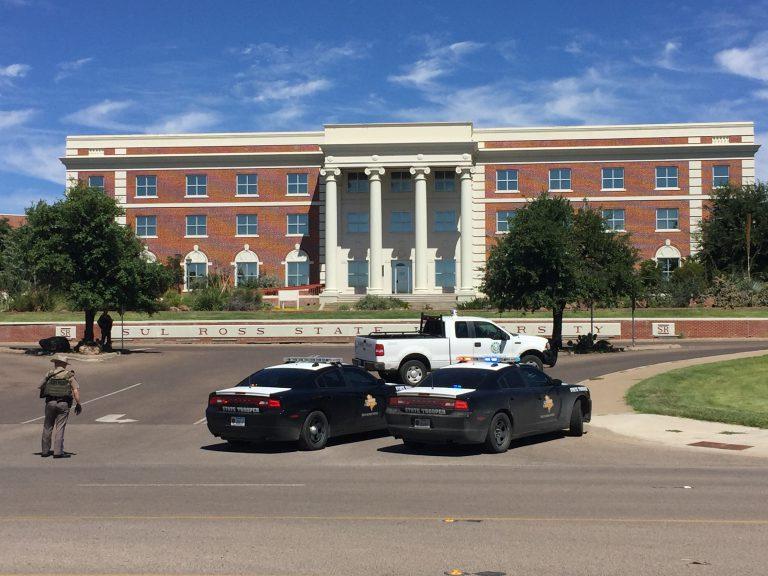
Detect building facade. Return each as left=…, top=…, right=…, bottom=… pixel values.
left=61, top=121, right=759, bottom=303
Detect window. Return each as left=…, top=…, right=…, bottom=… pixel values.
left=549, top=168, right=571, bottom=190
left=347, top=212, right=369, bottom=233
left=498, top=370, right=526, bottom=389
left=286, top=261, right=309, bottom=286
left=185, top=215, right=207, bottom=237
left=435, top=259, right=456, bottom=288
left=496, top=169, right=519, bottom=191
left=656, top=208, right=679, bottom=231
left=342, top=366, right=378, bottom=389
left=472, top=321, right=507, bottom=340
left=287, top=213, right=309, bottom=236
left=434, top=210, right=456, bottom=232
left=236, top=174, right=258, bottom=196
left=317, top=369, right=346, bottom=388
left=236, top=262, right=259, bottom=285
left=658, top=257, right=680, bottom=281
left=347, top=172, right=369, bottom=194
left=455, top=321, right=470, bottom=338
left=236, top=214, right=258, bottom=236
left=390, top=211, right=413, bottom=233
left=434, top=170, right=456, bottom=193
left=390, top=171, right=413, bottom=193
left=287, top=173, right=308, bottom=195
left=136, top=175, right=157, bottom=197
left=655, top=166, right=678, bottom=188
left=348, top=260, right=368, bottom=288
left=186, top=174, right=207, bottom=196
left=713, top=165, right=729, bottom=188
left=602, top=209, right=625, bottom=232
left=496, top=210, right=515, bottom=233
left=601, top=167, right=624, bottom=190
left=88, top=175, right=105, bottom=191
left=186, top=262, right=207, bottom=289
left=135, top=215, right=157, bottom=237
left=518, top=365, right=550, bottom=387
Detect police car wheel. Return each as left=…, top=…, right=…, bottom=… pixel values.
left=400, top=360, right=427, bottom=386
left=298, top=411, right=329, bottom=450
left=519, top=354, right=544, bottom=371
left=484, top=412, right=513, bottom=454
left=568, top=401, right=584, bottom=437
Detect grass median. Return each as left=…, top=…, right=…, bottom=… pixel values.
left=626, top=355, right=768, bottom=429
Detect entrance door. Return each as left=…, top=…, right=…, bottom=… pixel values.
left=391, top=261, right=412, bottom=294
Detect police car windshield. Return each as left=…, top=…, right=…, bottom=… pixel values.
left=236, top=368, right=314, bottom=389
left=417, top=369, right=495, bottom=390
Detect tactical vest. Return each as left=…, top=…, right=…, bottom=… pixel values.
left=43, top=370, right=72, bottom=398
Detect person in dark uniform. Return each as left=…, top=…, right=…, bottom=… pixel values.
left=97, top=311, right=113, bottom=350
left=39, top=356, right=82, bottom=458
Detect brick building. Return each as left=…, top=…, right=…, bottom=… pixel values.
left=0, top=214, right=26, bottom=228
left=60, top=121, right=759, bottom=304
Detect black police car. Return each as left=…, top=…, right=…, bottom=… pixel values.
left=206, top=357, right=402, bottom=450
left=385, top=356, right=591, bottom=453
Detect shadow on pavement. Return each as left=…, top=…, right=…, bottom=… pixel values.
left=200, top=429, right=391, bottom=454
left=377, top=430, right=572, bottom=457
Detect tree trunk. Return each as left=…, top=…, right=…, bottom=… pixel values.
left=82, top=308, right=96, bottom=343
left=551, top=303, right=565, bottom=351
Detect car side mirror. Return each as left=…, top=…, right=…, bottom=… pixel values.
left=551, top=378, right=562, bottom=386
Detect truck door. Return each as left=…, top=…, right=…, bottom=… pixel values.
left=450, top=320, right=476, bottom=363
left=470, top=321, right=511, bottom=358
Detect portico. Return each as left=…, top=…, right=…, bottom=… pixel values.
left=318, top=122, right=480, bottom=304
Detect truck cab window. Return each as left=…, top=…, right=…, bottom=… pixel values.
left=473, top=322, right=506, bottom=340
left=455, top=321, right=470, bottom=338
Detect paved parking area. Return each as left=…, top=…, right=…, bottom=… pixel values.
left=1, top=341, right=767, bottom=575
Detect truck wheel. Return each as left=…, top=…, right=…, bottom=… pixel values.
left=297, top=411, right=329, bottom=450
left=568, top=401, right=584, bottom=437
left=400, top=359, right=427, bottom=386
left=484, top=412, right=512, bottom=453
left=519, top=354, right=544, bottom=371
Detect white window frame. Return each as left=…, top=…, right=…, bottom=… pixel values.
left=548, top=168, right=572, bottom=191
left=185, top=214, right=208, bottom=238
left=655, top=208, right=680, bottom=231
left=713, top=165, right=729, bottom=188
left=287, top=173, right=309, bottom=196
left=655, top=166, right=679, bottom=190
left=185, top=174, right=208, bottom=197
left=88, top=175, right=105, bottom=191
left=286, top=213, right=309, bottom=236
left=602, top=209, right=626, bottom=232
left=601, top=167, right=625, bottom=191
left=236, top=214, right=259, bottom=237
left=136, top=175, right=157, bottom=198
left=135, top=215, right=158, bottom=238
left=496, top=210, right=515, bottom=234
left=236, top=173, right=259, bottom=196
left=495, top=169, right=519, bottom=192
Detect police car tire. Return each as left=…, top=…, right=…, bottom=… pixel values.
left=519, top=354, right=544, bottom=371
left=568, top=401, right=584, bottom=437
left=484, top=412, right=513, bottom=454
left=400, top=359, right=427, bottom=386
left=298, top=411, right=329, bottom=451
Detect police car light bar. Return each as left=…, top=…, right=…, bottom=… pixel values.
left=283, top=356, right=344, bottom=365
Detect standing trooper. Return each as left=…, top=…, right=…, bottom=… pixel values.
left=39, top=356, right=82, bottom=459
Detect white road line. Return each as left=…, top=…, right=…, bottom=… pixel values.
left=20, top=382, right=143, bottom=424
left=77, top=483, right=305, bottom=488
left=193, top=417, right=207, bottom=425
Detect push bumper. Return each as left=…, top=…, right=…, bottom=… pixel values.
left=385, top=409, right=488, bottom=444
left=205, top=408, right=302, bottom=442
left=543, top=347, right=558, bottom=367
left=353, top=358, right=386, bottom=371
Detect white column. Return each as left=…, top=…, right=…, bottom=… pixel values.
left=410, top=166, right=430, bottom=293
left=457, top=166, right=474, bottom=295
left=366, top=167, right=385, bottom=294
left=320, top=168, right=340, bottom=295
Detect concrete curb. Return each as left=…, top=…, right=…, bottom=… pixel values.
left=583, top=348, right=768, bottom=457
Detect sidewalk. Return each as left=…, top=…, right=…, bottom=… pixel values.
left=584, top=349, right=768, bottom=458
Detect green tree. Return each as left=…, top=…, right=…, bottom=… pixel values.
left=698, top=183, right=768, bottom=279
left=17, top=183, right=175, bottom=345
left=668, top=259, right=708, bottom=307
left=482, top=194, right=638, bottom=349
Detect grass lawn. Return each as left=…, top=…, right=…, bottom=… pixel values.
left=3, top=307, right=768, bottom=323
left=626, top=355, right=768, bottom=429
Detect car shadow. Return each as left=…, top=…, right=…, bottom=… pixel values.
left=200, top=428, right=391, bottom=454
left=377, top=430, right=572, bottom=457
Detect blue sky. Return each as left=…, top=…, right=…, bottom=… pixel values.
left=1, top=0, right=767, bottom=214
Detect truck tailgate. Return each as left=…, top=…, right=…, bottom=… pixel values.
left=354, top=336, right=379, bottom=363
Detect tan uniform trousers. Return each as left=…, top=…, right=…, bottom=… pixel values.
left=41, top=400, right=71, bottom=456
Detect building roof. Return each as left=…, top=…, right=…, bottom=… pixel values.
left=0, top=214, right=26, bottom=228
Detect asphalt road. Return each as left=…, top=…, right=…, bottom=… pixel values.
left=1, top=341, right=768, bottom=575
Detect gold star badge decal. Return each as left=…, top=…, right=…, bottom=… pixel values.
left=543, top=395, right=554, bottom=412
left=364, top=394, right=377, bottom=411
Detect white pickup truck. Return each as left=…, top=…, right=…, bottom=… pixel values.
left=353, top=313, right=556, bottom=385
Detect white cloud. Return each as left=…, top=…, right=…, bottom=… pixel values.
left=62, top=100, right=134, bottom=131
left=389, top=41, right=484, bottom=89
left=251, top=79, right=331, bottom=103
left=657, top=41, right=681, bottom=70
left=55, top=57, right=94, bottom=82
left=755, top=88, right=768, bottom=100
left=0, top=63, right=30, bottom=78
left=565, top=41, right=582, bottom=55
left=145, top=111, right=220, bottom=133
left=715, top=34, right=768, bottom=82
left=0, top=138, right=63, bottom=184
left=756, top=132, right=767, bottom=183
left=0, top=108, right=35, bottom=129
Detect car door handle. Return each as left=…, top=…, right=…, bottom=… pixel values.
left=474, top=342, right=481, bottom=347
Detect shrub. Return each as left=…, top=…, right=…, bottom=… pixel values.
left=224, top=287, right=264, bottom=311
left=353, top=295, right=409, bottom=310
left=239, top=275, right=280, bottom=290
left=457, top=297, right=493, bottom=310
left=191, top=286, right=227, bottom=311
left=337, top=303, right=350, bottom=311
left=667, top=260, right=708, bottom=307
left=160, top=289, right=184, bottom=309
left=10, top=288, right=69, bottom=312
left=708, top=275, right=753, bottom=308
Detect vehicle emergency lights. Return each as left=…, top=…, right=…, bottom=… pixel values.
left=283, top=356, right=344, bottom=365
